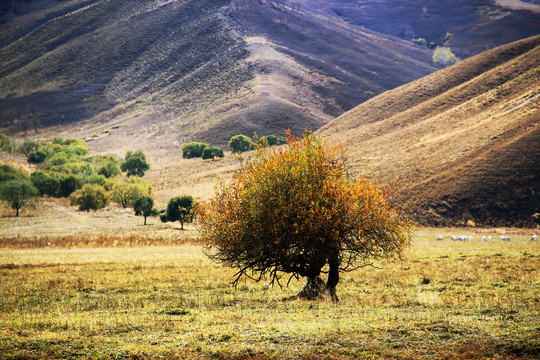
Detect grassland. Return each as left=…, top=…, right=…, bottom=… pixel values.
left=1, top=230, right=539, bottom=359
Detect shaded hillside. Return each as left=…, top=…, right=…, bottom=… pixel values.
left=313, top=0, right=540, bottom=59
left=0, top=0, right=438, bottom=157
left=318, top=35, right=540, bottom=227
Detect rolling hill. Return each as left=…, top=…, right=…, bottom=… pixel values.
left=1, top=0, right=539, bottom=158
left=317, top=34, right=540, bottom=227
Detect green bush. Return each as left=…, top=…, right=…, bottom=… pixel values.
left=0, top=165, right=28, bottom=182
left=260, top=135, right=286, bottom=147
left=121, top=151, right=150, bottom=177
left=228, top=135, right=255, bottom=153
left=27, top=150, right=48, bottom=164
left=30, top=171, right=60, bottom=197
left=59, top=175, right=84, bottom=197
left=93, top=156, right=121, bottom=178
left=18, top=140, right=40, bottom=156
left=202, top=146, right=224, bottom=160
left=182, top=142, right=208, bottom=158
left=70, top=184, right=108, bottom=212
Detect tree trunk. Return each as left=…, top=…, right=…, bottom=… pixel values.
left=16, top=207, right=19, bottom=217
left=144, top=216, right=147, bottom=225
left=326, top=253, right=340, bottom=302
left=297, top=275, right=325, bottom=300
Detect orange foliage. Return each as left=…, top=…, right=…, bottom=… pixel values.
left=198, top=132, right=412, bottom=299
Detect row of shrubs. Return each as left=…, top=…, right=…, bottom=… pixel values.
left=182, top=134, right=286, bottom=159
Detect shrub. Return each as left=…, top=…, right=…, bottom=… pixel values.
left=18, top=140, right=40, bottom=156
left=93, top=156, right=121, bottom=178
left=27, top=150, right=48, bottom=164
left=70, top=184, right=108, bottom=212
left=202, top=146, right=224, bottom=160
left=228, top=135, right=255, bottom=153
left=59, top=175, right=84, bottom=197
left=182, top=142, right=208, bottom=158
left=199, top=132, right=412, bottom=301
left=109, top=176, right=153, bottom=208
left=260, top=135, right=286, bottom=147
left=30, top=171, right=60, bottom=197
left=0, top=165, right=27, bottom=182
left=433, top=46, right=460, bottom=66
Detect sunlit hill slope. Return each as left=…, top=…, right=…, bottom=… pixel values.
left=318, top=35, right=540, bottom=227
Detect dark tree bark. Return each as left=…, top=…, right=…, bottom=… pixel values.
left=297, top=275, right=325, bottom=300
left=326, top=252, right=340, bottom=302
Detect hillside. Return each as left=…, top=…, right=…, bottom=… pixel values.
left=0, top=0, right=437, bottom=157
left=1, top=0, right=539, bottom=158
left=317, top=35, right=540, bottom=227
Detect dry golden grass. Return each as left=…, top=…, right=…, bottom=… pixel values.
left=0, top=233, right=538, bottom=359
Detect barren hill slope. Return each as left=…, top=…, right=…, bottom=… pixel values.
left=318, top=35, right=540, bottom=227
left=0, top=0, right=437, bottom=156
left=2, top=0, right=539, bottom=158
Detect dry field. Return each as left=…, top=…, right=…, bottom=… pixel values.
left=0, top=229, right=539, bottom=359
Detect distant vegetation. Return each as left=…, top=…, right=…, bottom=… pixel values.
left=160, top=195, right=195, bottom=230
left=0, top=133, right=157, bottom=216
left=433, top=46, right=460, bottom=66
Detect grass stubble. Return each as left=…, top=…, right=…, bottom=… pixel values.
left=0, top=232, right=539, bottom=359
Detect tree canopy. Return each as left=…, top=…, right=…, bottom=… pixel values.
left=121, top=151, right=150, bottom=177
left=0, top=179, right=39, bottom=217
left=133, top=196, right=159, bottom=225
left=228, top=135, right=255, bottom=153
left=69, top=184, right=108, bottom=212
left=198, top=132, right=412, bottom=301
left=161, top=196, right=195, bottom=230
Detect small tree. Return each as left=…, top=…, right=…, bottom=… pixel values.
left=161, top=196, right=194, bottom=230
left=70, top=184, right=108, bottom=212
left=433, top=46, right=460, bottom=66
left=0, top=179, right=39, bottom=217
left=19, top=140, right=40, bottom=157
left=182, top=142, right=208, bottom=158
left=228, top=135, right=255, bottom=153
left=121, top=151, right=150, bottom=177
left=27, top=150, right=47, bottom=164
left=59, top=174, right=84, bottom=197
left=202, top=146, right=224, bottom=160
left=199, top=133, right=412, bottom=301
left=133, top=196, right=159, bottom=225
left=30, top=171, right=60, bottom=197
left=109, top=176, right=153, bottom=208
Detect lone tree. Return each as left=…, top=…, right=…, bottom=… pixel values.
left=198, top=133, right=412, bottom=301
left=121, top=151, right=150, bottom=177
left=0, top=179, right=40, bottom=217
left=133, top=196, right=159, bottom=225
left=69, top=184, right=108, bottom=212
left=228, top=135, right=255, bottom=153
left=160, top=196, right=194, bottom=230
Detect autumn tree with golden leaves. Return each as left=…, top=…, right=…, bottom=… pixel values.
left=198, top=133, right=412, bottom=301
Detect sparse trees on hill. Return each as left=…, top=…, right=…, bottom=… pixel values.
left=161, top=196, right=195, bottom=230
left=0, top=179, right=39, bottom=217
left=69, top=184, right=108, bottom=212
left=199, top=132, right=412, bottom=301
left=260, top=134, right=286, bottom=147
left=121, top=151, right=150, bottom=177
left=228, top=135, right=255, bottom=153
